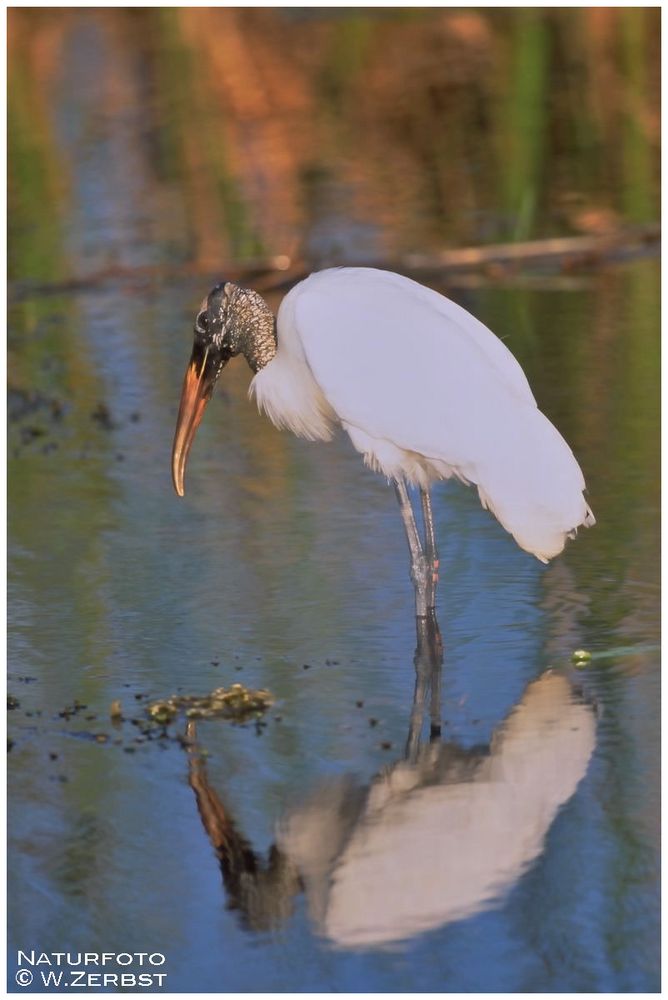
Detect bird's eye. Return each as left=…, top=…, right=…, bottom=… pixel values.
left=195, top=310, right=208, bottom=336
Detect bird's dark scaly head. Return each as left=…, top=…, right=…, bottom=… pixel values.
left=171, top=282, right=235, bottom=497
left=171, top=281, right=276, bottom=496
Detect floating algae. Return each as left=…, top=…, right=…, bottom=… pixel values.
left=147, top=683, right=273, bottom=724
left=109, top=699, right=123, bottom=721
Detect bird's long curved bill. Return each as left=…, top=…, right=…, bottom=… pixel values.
left=171, top=347, right=217, bottom=497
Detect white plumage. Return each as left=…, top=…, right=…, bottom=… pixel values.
left=251, top=267, right=594, bottom=562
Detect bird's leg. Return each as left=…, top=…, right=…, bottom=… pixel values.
left=405, top=609, right=444, bottom=761
left=394, top=479, right=429, bottom=618
left=405, top=631, right=429, bottom=763
left=419, top=486, right=439, bottom=611
left=426, top=611, right=443, bottom=741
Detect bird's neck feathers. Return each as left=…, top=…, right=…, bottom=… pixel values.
left=227, top=286, right=277, bottom=374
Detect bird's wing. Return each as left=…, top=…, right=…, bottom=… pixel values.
left=288, top=267, right=538, bottom=466
left=287, top=267, right=536, bottom=407
left=284, top=268, right=592, bottom=560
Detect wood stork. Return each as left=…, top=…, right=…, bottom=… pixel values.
left=171, top=268, right=595, bottom=616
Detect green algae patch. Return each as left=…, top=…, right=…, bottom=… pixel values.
left=147, top=684, right=274, bottom=724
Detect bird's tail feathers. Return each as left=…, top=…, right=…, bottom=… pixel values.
left=471, top=410, right=594, bottom=562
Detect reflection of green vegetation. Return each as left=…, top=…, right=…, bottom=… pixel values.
left=598, top=262, right=660, bottom=567
left=498, top=10, right=550, bottom=241
left=494, top=7, right=658, bottom=237
left=320, top=12, right=372, bottom=105
left=619, top=9, right=655, bottom=222
left=8, top=50, right=66, bottom=280
left=215, top=175, right=265, bottom=260
left=143, top=8, right=190, bottom=186
left=555, top=262, right=659, bottom=648
left=149, top=8, right=265, bottom=261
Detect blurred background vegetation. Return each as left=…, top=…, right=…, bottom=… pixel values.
left=8, top=6, right=660, bottom=283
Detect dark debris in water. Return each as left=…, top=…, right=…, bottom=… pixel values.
left=8, top=387, right=64, bottom=424
left=8, top=680, right=276, bottom=769
left=8, top=387, right=65, bottom=457
left=90, top=402, right=117, bottom=430
left=20, top=425, right=47, bottom=443
left=9, top=385, right=141, bottom=460
left=57, top=700, right=89, bottom=720
left=68, top=731, right=112, bottom=744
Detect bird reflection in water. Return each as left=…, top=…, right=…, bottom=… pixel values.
left=185, top=613, right=595, bottom=948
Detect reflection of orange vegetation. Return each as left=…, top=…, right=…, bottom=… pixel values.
left=9, top=9, right=50, bottom=75
left=163, top=8, right=659, bottom=257
left=8, top=10, right=69, bottom=213
left=165, top=8, right=501, bottom=254
left=584, top=8, right=660, bottom=145
left=9, top=7, right=660, bottom=268
left=177, top=8, right=317, bottom=261
left=366, top=11, right=493, bottom=94
left=359, top=11, right=495, bottom=245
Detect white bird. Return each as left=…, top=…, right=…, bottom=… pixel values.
left=172, top=267, right=595, bottom=615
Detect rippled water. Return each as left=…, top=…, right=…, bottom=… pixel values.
left=8, top=9, right=659, bottom=993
